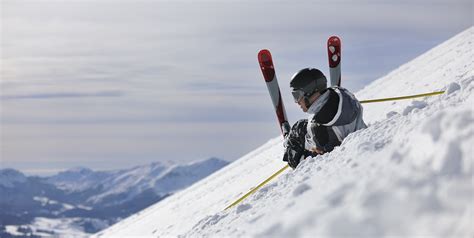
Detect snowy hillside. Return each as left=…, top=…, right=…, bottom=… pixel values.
left=95, top=27, right=473, bottom=237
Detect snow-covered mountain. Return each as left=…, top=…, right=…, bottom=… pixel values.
left=1, top=158, right=229, bottom=237
left=46, top=167, right=112, bottom=192
left=95, top=27, right=473, bottom=237
left=45, top=158, right=229, bottom=206
left=0, top=169, right=27, bottom=188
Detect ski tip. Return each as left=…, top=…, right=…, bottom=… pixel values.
left=258, top=49, right=272, bottom=63
left=327, top=36, right=341, bottom=45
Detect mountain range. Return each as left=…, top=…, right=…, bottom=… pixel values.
left=0, top=158, right=229, bottom=237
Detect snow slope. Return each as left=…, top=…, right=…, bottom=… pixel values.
left=95, top=27, right=473, bottom=237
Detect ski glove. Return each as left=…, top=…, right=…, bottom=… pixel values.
left=283, top=119, right=308, bottom=169
left=283, top=138, right=305, bottom=169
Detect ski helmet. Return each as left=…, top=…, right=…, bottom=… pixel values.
left=290, top=68, right=327, bottom=103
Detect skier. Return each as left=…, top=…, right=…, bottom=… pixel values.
left=283, top=68, right=367, bottom=169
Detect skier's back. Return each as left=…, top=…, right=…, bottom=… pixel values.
left=284, top=68, right=367, bottom=168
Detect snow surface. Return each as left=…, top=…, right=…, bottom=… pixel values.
left=95, top=27, right=473, bottom=237
left=6, top=217, right=105, bottom=238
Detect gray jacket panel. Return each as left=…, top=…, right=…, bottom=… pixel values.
left=305, top=87, right=367, bottom=151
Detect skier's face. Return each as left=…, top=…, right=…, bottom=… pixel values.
left=297, top=97, right=309, bottom=112
left=297, top=92, right=320, bottom=113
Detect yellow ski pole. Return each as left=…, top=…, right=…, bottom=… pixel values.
left=360, top=91, right=444, bottom=104
left=224, top=164, right=289, bottom=210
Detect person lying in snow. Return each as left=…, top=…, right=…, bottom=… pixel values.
left=283, top=68, right=367, bottom=169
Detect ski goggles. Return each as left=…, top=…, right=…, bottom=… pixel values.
left=291, top=90, right=306, bottom=103
left=291, top=80, right=319, bottom=103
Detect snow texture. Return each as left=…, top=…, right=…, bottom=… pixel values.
left=95, top=27, right=473, bottom=238
left=6, top=217, right=106, bottom=238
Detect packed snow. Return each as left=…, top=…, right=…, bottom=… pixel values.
left=95, top=27, right=473, bottom=237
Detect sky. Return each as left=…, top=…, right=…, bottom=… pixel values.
left=1, top=0, right=472, bottom=175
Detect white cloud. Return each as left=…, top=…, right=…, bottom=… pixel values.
left=1, top=0, right=472, bottom=173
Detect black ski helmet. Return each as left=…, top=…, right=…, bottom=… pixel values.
left=290, top=68, right=327, bottom=103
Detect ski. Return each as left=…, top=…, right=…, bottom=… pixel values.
left=258, top=49, right=290, bottom=137
left=223, top=50, right=292, bottom=211
left=327, top=36, right=342, bottom=87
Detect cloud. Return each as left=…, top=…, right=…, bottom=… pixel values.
left=0, top=91, right=124, bottom=101
left=1, top=0, right=472, bottom=173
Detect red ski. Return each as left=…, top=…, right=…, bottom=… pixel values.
left=258, top=49, right=290, bottom=137
left=327, top=36, right=342, bottom=87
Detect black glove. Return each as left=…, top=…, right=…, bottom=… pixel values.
left=283, top=137, right=305, bottom=169
left=283, top=119, right=308, bottom=169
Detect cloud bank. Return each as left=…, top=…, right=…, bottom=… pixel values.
left=1, top=0, right=472, bottom=174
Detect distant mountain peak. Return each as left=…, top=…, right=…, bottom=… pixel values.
left=187, top=157, right=229, bottom=166
left=66, top=166, right=93, bottom=174
left=0, top=168, right=27, bottom=187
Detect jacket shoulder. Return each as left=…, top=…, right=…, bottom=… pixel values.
left=312, top=88, right=339, bottom=124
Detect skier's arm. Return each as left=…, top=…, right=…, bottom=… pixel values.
left=313, top=89, right=339, bottom=125
left=308, top=124, right=341, bottom=154
left=319, top=127, right=341, bottom=152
